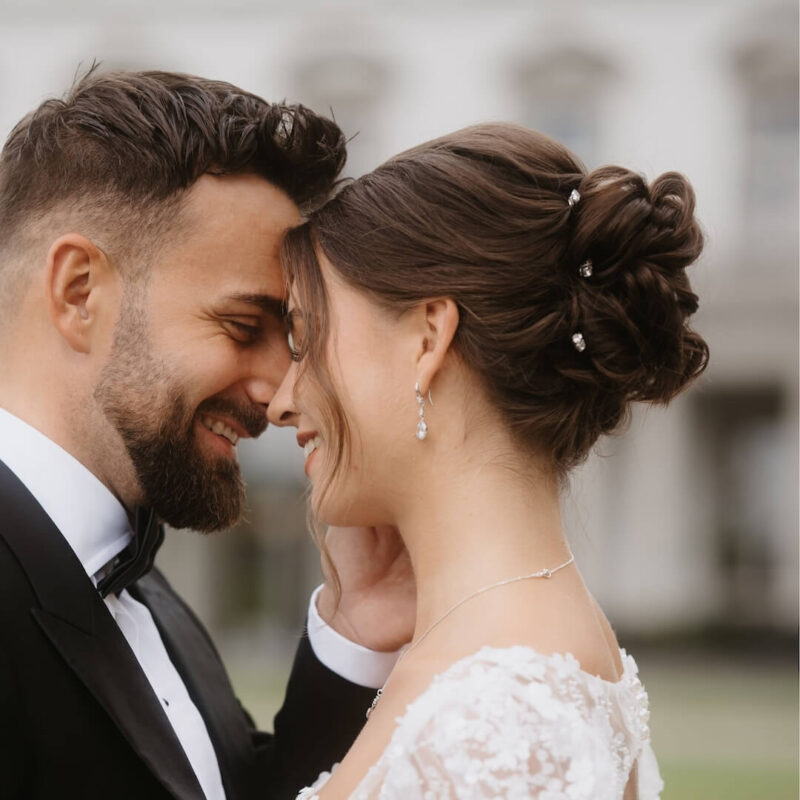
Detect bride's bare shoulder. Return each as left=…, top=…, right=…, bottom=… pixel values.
left=422, top=574, right=625, bottom=683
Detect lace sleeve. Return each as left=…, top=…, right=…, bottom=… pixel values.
left=350, top=647, right=659, bottom=800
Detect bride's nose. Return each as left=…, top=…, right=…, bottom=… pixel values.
left=267, top=361, right=299, bottom=427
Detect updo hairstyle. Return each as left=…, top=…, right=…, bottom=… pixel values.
left=282, top=122, right=708, bottom=474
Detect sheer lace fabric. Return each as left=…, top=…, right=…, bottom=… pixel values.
left=297, top=646, right=663, bottom=799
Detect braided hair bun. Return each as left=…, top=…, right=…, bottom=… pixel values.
left=566, top=167, right=707, bottom=401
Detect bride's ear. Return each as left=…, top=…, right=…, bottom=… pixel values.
left=414, top=298, right=459, bottom=393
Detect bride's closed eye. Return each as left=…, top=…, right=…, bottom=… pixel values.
left=285, top=306, right=305, bottom=361
left=287, top=330, right=302, bottom=362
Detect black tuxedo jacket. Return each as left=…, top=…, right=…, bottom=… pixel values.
left=0, top=459, right=376, bottom=799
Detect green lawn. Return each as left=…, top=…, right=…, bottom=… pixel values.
left=660, top=762, right=797, bottom=800
left=638, top=651, right=798, bottom=800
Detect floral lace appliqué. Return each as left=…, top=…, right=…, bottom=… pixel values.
left=296, top=646, right=664, bottom=799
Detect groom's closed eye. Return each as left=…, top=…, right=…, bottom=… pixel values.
left=213, top=292, right=289, bottom=346
left=221, top=317, right=263, bottom=344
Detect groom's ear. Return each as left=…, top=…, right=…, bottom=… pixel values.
left=414, top=297, right=459, bottom=394
left=45, top=233, right=118, bottom=354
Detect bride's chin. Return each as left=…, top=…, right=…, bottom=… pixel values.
left=309, top=480, right=362, bottom=527
left=309, top=494, right=340, bottom=527
left=312, top=506, right=350, bottom=529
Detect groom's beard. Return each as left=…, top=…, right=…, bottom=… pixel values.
left=106, top=390, right=257, bottom=532
left=94, top=298, right=266, bottom=532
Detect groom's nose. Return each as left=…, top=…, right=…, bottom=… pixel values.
left=267, top=361, right=299, bottom=427
left=239, top=334, right=293, bottom=410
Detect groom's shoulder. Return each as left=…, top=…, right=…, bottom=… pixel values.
left=0, top=457, right=53, bottom=544
left=0, top=519, right=42, bottom=645
left=0, top=500, right=52, bottom=628
left=0, top=460, right=69, bottom=598
left=0, top=522, right=33, bottom=587
left=0, top=471, right=40, bottom=603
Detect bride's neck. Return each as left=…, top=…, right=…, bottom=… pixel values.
left=396, top=436, right=570, bottom=637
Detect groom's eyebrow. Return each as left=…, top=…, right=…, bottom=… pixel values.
left=224, top=292, right=287, bottom=321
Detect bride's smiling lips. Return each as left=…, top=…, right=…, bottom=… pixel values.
left=297, top=430, right=322, bottom=477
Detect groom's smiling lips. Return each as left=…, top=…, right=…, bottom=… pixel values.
left=201, top=414, right=249, bottom=443
left=198, top=412, right=260, bottom=456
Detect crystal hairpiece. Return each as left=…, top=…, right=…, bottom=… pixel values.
left=568, top=189, right=581, bottom=207
left=571, top=332, right=587, bottom=352
left=578, top=260, right=593, bottom=278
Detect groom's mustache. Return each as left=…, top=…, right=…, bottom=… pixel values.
left=194, top=396, right=268, bottom=440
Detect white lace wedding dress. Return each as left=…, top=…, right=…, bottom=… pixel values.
left=297, top=645, right=663, bottom=799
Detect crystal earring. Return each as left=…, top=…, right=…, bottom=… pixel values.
left=415, top=382, right=428, bottom=440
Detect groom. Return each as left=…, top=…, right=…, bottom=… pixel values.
left=0, top=71, right=410, bottom=799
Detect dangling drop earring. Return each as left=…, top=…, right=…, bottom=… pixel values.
left=415, top=382, right=430, bottom=440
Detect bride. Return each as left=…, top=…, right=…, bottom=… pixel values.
left=267, top=123, right=707, bottom=799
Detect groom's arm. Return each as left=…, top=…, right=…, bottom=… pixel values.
left=305, top=585, right=403, bottom=689
left=262, top=619, right=393, bottom=799
left=257, top=525, right=415, bottom=800
left=254, top=593, right=403, bottom=800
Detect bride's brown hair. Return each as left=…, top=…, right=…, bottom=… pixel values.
left=282, top=123, right=708, bottom=511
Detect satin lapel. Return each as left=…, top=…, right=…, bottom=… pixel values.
left=133, top=571, right=259, bottom=800
left=0, top=460, right=205, bottom=800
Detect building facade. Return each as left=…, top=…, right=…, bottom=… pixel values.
left=0, top=0, right=795, bottom=653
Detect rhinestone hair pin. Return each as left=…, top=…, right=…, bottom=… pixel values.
left=568, top=189, right=581, bottom=207
left=571, top=332, right=587, bottom=352
left=578, top=260, right=593, bottom=278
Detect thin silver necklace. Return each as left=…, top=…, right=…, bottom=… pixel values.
left=365, top=554, right=575, bottom=719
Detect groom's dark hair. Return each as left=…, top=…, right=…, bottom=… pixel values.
left=0, top=67, right=346, bottom=302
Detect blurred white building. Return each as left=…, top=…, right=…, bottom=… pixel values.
left=0, top=0, right=796, bottom=646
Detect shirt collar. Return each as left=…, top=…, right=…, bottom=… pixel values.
left=0, top=408, right=132, bottom=580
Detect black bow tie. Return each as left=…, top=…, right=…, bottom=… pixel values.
left=97, top=506, right=165, bottom=598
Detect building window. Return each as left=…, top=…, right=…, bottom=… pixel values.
left=734, top=7, right=799, bottom=252
left=512, top=46, right=615, bottom=168
left=693, top=387, right=793, bottom=630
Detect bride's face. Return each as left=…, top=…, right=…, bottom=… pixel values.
left=268, top=253, right=417, bottom=526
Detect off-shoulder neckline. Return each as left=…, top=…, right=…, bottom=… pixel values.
left=426, top=643, right=641, bottom=689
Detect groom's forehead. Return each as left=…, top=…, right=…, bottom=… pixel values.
left=170, top=268, right=289, bottom=313
left=148, top=174, right=297, bottom=299
left=178, top=173, right=300, bottom=236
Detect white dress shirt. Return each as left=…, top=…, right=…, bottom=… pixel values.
left=0, top=408, right=399, bottom=796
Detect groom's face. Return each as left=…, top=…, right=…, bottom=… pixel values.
left=95, top=174, right=300, bottom=531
